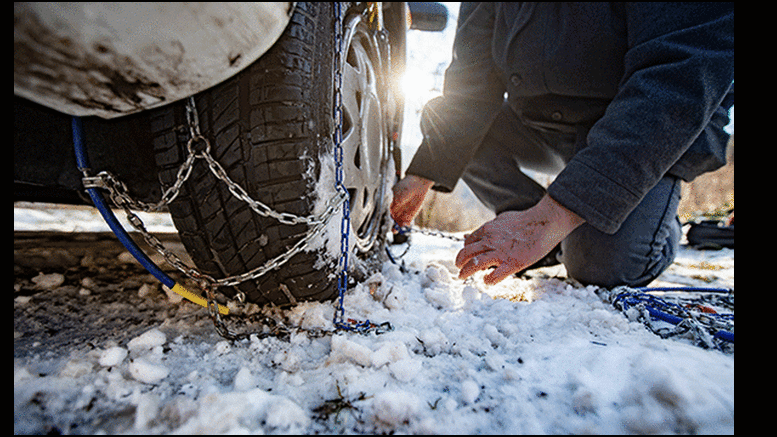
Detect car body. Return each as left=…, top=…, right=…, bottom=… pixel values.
left=15, top=3, right=295, bottom=119
left=14, top=2, right=445, bottom=205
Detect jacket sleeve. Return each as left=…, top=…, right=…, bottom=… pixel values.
left=405, top=2, right=506, bottom=192
left=547, top=3, right=734, bottom=234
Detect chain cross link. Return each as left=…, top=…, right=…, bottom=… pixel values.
left=97, top=97, right=347, bottom=288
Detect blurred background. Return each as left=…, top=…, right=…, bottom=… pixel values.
left=401, top=2, right=734, bottom=232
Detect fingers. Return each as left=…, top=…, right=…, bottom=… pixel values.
left=463, top=228, right=483, bottom=245
left=451, top=196, right=580, bottom=286
left=457, top=254, right=500, bottom=281
left=454, top=240, right=489, bottom=269
left=391, top=203, right=418, bottom=227
left=456, top=249, right=526, bottom=283
left=483, top=262, right=521, bottom=285
left=390, top=206, right=411, bottom=227
left=456, top=231, right=529, bottom=283
left=455, top=240, right=506, bottom=281
left=390, top=193, right=414, bottom=227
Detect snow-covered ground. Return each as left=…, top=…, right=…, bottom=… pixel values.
left=15, top=4, right=733, bottom=434
left=12, top=200, right=735, bottom=434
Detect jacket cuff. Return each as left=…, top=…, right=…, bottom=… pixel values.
left=405, top=140, right=461, bottom=193
left=547, top=159, right=642, bottom=234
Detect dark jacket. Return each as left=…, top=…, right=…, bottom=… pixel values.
left=406, top=3, right=734, bottom=234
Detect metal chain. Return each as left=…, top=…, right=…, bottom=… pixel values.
left=86, top=2, right=394, bottom=339
left=186, top=95, right=347, bottom=227
left=331, top=1, right=387, bottom=334
left=99, top=93, right=347, bottom=340
left=393, top=224, right=464, bottom=242
left=332, top=1, right=351, bottom=329
left=97, top=100, right=346, bottom=287
left=597, top=286, right=734, bottom=353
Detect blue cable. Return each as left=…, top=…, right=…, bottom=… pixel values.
left=637, top=286, right=733, bottom=341
left=72, top=117, right=232, bottom=317
left=617, top=287, right=734, bottom=343
left=73, top=117, right=228, bottom=315
left=72, top=117, right=176, bottom=289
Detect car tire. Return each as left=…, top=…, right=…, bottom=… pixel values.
left=150, top=2, right=395, bottom=305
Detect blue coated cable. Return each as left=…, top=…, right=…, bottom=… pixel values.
left=72, top=117, right=173, bottom=289
left=618, top=286, right=734, bottom=343
left=71, top=117, right=227, bottom=314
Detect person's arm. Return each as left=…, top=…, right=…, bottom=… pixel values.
left=405, top=3, right=506, bottom=192
left=547, top=3, right=734, bottom=234
left=455, top=4, right=734, bottom=285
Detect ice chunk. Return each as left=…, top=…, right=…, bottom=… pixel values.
left=482, top=324, right=507, bottom=348
left=461, top=380, right=479, bottom=405
left=265, top=397, right=310, bottom=429
left=234, top=367, right=256, bottom=391
left=99, top=346, right=128, bottom=367
left=134, top=393, right=160, bottom=429
left=371, top=341, right=410, bottom=368
left=417, top=328, right=450, bottom=355
left=128, top=357, right=169, bottom=384
left=59, top=359, right=93, bottom=378
left=389, top=359, right=422, bottom=382
left=31, top=272, right=65, bottom=290
left=330, top=334, right=372, bottom=367
left=127, top=328, right=166, bottom=353
left=423, top=263, right=453, bottom=286
left=372, top=390, right=422, bottom=427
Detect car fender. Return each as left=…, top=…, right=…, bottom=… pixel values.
left=14, top=2, right=294, bottom=119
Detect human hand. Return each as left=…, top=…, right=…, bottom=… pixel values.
left=390, top=174, right=434, bottom=228
left=455, top=195, right=584, bottom=285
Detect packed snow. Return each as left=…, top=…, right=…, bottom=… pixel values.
left=15, top=4, right=733, bottom=434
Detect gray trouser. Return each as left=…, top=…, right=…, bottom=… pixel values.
left=461, top=104, right=681, bottom=288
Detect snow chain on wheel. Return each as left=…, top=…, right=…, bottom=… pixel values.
left=151, top=2, right=391, bottom=306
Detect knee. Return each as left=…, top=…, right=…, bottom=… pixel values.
left=560, top=225, right=679, bottom=289
left=559, top=176, right=682, bottom=288
left=562, top=250, right=653, bottom=288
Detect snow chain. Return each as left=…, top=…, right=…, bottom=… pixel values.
left=596, top=286, right=734, bottom=353
left=81, top=3, right=392, bottom=340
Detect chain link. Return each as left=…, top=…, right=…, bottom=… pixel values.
left=333, top=1, right=351, bottom=329
left=97, top=100, right=346, bottom=287
left=94, top=93, right=346, bottom=339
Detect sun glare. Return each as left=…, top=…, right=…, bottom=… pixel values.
left=401, top=69, right=440, bottom=105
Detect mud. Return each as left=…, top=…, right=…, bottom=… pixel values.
left=13, top=231, right=213, bottom=359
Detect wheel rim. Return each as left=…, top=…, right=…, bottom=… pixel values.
left=340, top=15, right=389, bottom=252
